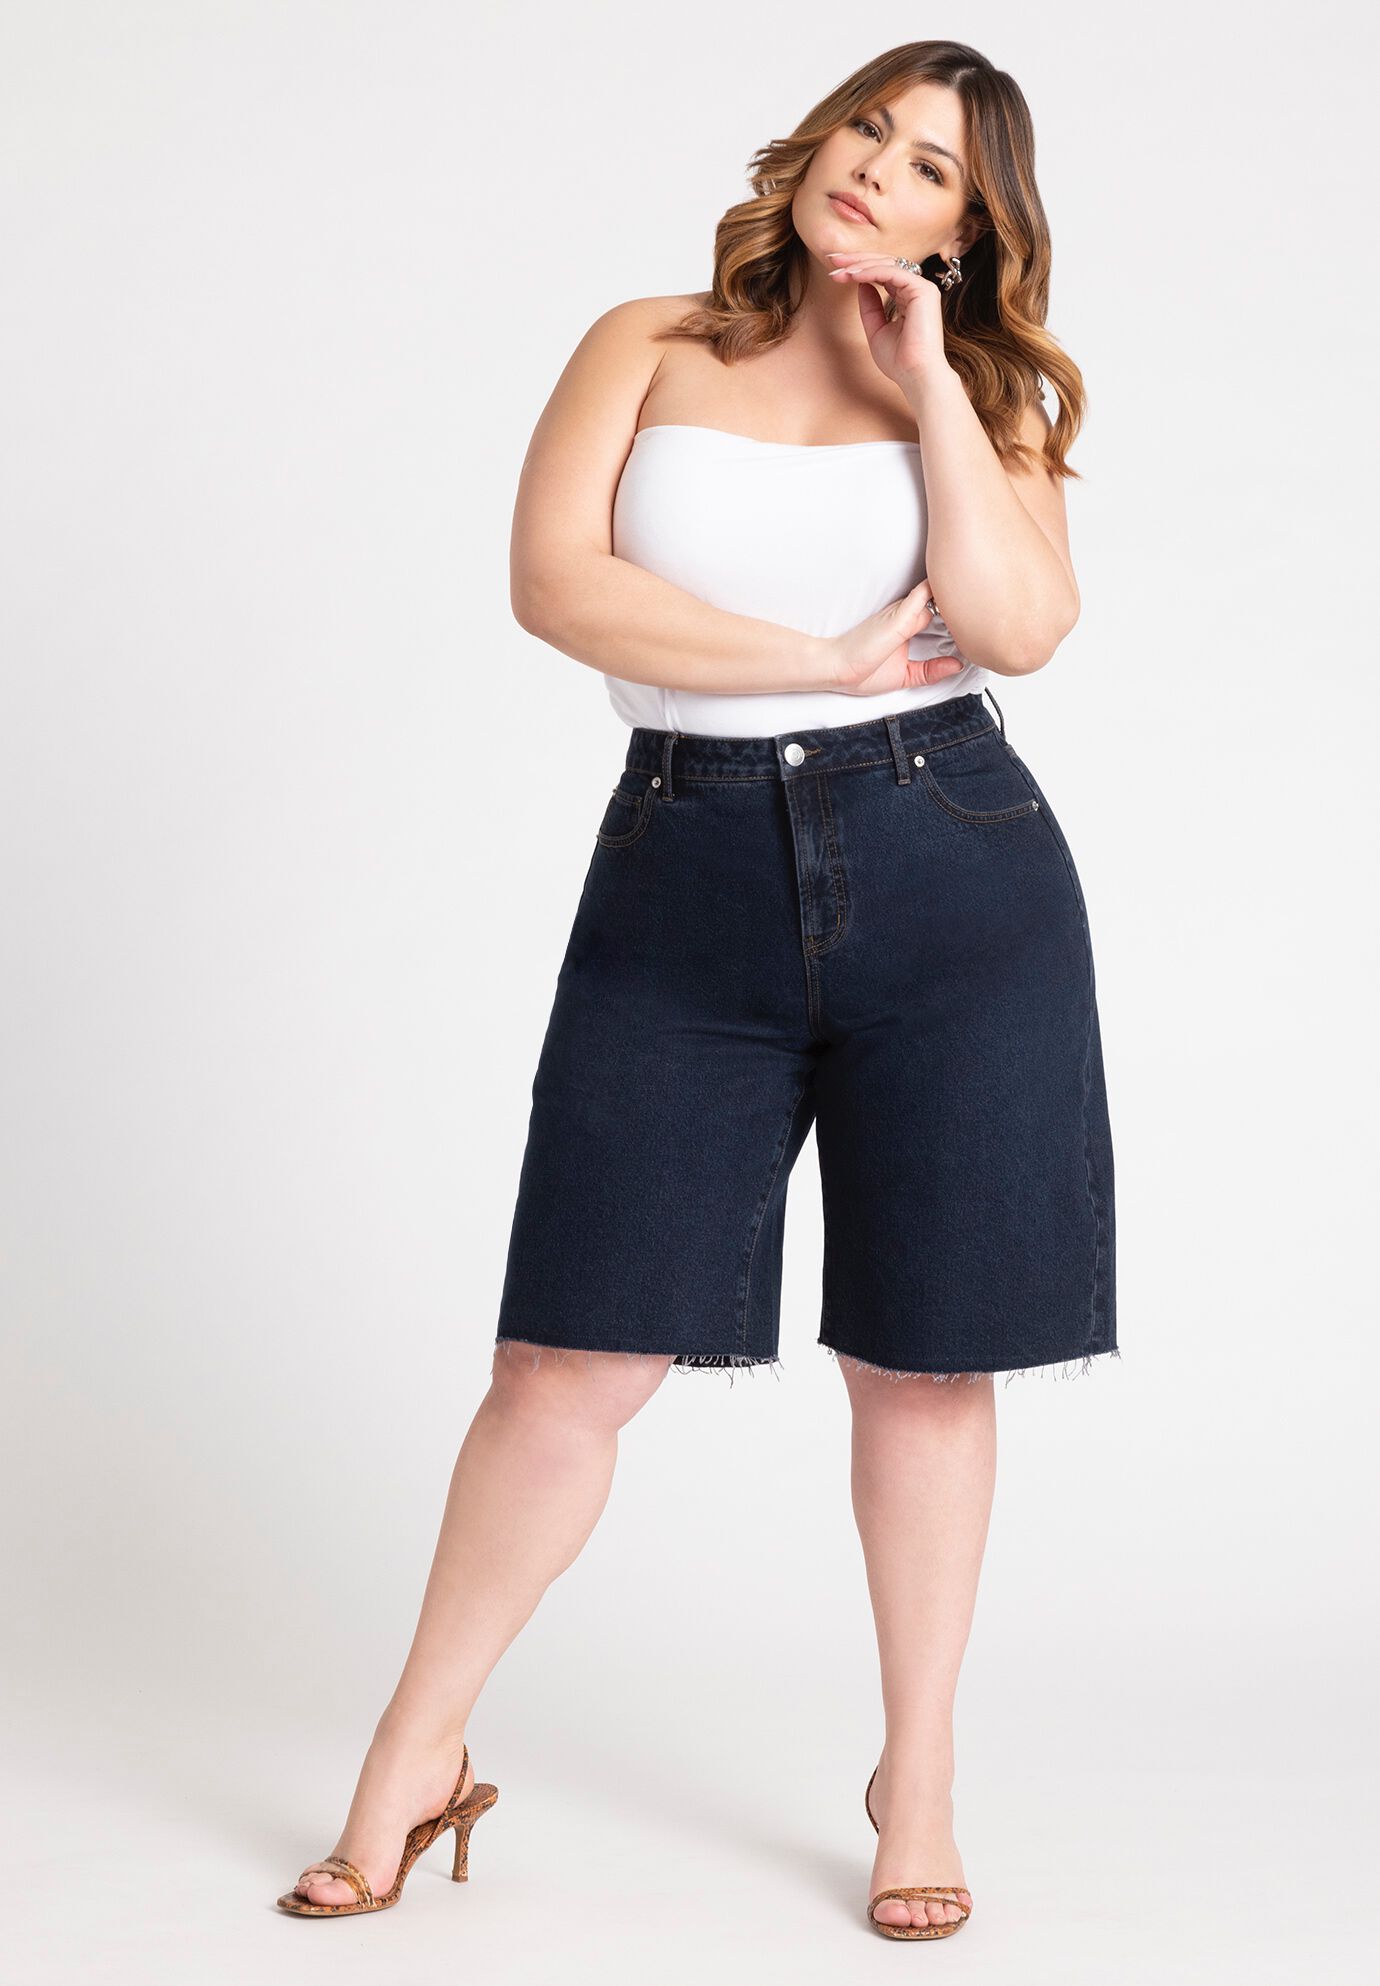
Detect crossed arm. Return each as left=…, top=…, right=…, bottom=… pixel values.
left=509, top=298, right=1078, bottom=694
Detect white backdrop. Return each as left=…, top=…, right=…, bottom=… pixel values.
left=3, top=4, right=1376, bottom=1981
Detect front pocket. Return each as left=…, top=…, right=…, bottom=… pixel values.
left=594, top=772, right=656, bottom=849
left=914, top=728, right=1041, bottom=825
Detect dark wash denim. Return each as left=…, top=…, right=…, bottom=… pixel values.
left=494, top=689, right=1117, bottom=1384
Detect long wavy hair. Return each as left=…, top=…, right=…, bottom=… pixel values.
left=655, top=41, right=1085, bottom=480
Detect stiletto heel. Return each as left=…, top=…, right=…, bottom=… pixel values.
left=864, top=1762, right=973, bottom=1941
left=451, top=1785, right=499, bottom=1882
left=277, top=1743, right=499, bottom=1917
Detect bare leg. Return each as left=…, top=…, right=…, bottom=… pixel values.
left=291, top=1342, right=673, bottom=1906
left=836, top=1358, right=996, bottom=1933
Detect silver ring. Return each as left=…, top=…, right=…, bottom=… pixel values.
left=893, top=256, right=926, bottom=275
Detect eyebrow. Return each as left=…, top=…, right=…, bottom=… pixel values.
left=872, top=102, right=967, bottom=181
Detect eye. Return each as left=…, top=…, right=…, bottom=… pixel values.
left=851, top=119, right=944, bottom=185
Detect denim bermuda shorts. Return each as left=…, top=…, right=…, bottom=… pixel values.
left=493, top=689, right=1118, bottom=1386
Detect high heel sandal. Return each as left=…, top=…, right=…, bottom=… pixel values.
left=276, top=1743, right=499, bottom=1917
left=864, top=1763, right=973, bottom=1942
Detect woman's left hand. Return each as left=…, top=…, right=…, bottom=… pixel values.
left=825, top=251, right=949, bottom=390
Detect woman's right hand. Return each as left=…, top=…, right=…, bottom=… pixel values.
left=826, top=581, right=966, bottom=696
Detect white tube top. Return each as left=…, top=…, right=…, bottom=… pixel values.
left=606, top=423, right=989, bottom=737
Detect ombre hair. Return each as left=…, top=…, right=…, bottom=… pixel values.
left=656, top=41, right=1086, bottom=480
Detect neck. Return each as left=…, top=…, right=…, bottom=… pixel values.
left=787, top=250, right=880, bottom=359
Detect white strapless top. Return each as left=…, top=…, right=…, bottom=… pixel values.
left=606, top=424, right=989, bottom=737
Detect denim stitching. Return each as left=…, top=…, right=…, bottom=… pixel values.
left=595, top=788, right=655, bottom=849
left=919, top=767, right=1040, bottom=825
left=799, top=774, right=833, bottom=957
left=915, top=727, right=1039, bottom=824
left=804, top=950, right=825, bottom=1042
left=1004, top=753, right=1109, bottom=1351
left=906, top=722, right=998, bottom=756
left=808, top=772, right=849, bottom=957
left=628, top=701, right=985, bottom=750
left=619, top=722, right=1000, bottom=787
left=819, top=1136, right=836, bottom=1340
left=793, top=783, right=821, bottom=956
left=738, top=1082, right=811, bottom=1357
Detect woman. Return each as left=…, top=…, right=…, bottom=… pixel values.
left=277, top=39, right=1118, bottom=1941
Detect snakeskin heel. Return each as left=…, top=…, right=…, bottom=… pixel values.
left=864, top=1762, right=973, bottom=1941
left=276, top=1743, right=499, bottom=1917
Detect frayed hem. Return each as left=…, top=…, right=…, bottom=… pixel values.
left=670, top=1352, right=784, bottom=1387
left=493, top=1338, right=1121, bottom=1390
left=493, top=1338, right=784, bottom=1388
left=820, top=1343, right=1122, bottom=1387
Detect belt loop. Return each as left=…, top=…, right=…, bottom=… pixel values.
left=884, top=714, right=911, bottom=784
left=983, top=687, right=1007, bottom=740
left=659, top=729, right=678, bottom=801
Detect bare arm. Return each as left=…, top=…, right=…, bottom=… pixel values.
left=905, top=369, right=1081, bottom=676
left=509, top=298, right=840, bottom=695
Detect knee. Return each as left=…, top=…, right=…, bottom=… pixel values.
left=488, top=1339, right=673, bottom=1432
left=838, top=1356, right=995, bottom=1415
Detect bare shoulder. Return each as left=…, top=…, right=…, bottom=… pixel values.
left=520, top=293, right=704, bottom=463
left=599, top=291, right=708, bottom=328
left=596, top=291, right=711, bottom=332
left=509, top=294, right=708, bottom=613
left=564, top=292, right=703, bottom=392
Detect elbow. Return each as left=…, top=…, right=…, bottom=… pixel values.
left=995, top=593, right=1081, bottom=677
left=512, top=555, right=595, bottom=643
left=511, top=571, right=557, bottom=640
left=1008, top=628, right=1074, bottom=677
left=972, top=635, right=1057, bottom=679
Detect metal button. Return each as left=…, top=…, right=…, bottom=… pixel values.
left=913, top=753, right=925, bottom=767
left=784, top=741, right=806, bottom=765
left=651, top=776, right=661, bottom=787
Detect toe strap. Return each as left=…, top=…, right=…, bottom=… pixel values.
left=870, top=1885, right=971, bottom=1920
left=297, top=1856, right=375, bottom=1906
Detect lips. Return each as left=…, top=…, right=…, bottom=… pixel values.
left=828, top=191, right=875, bottom=225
